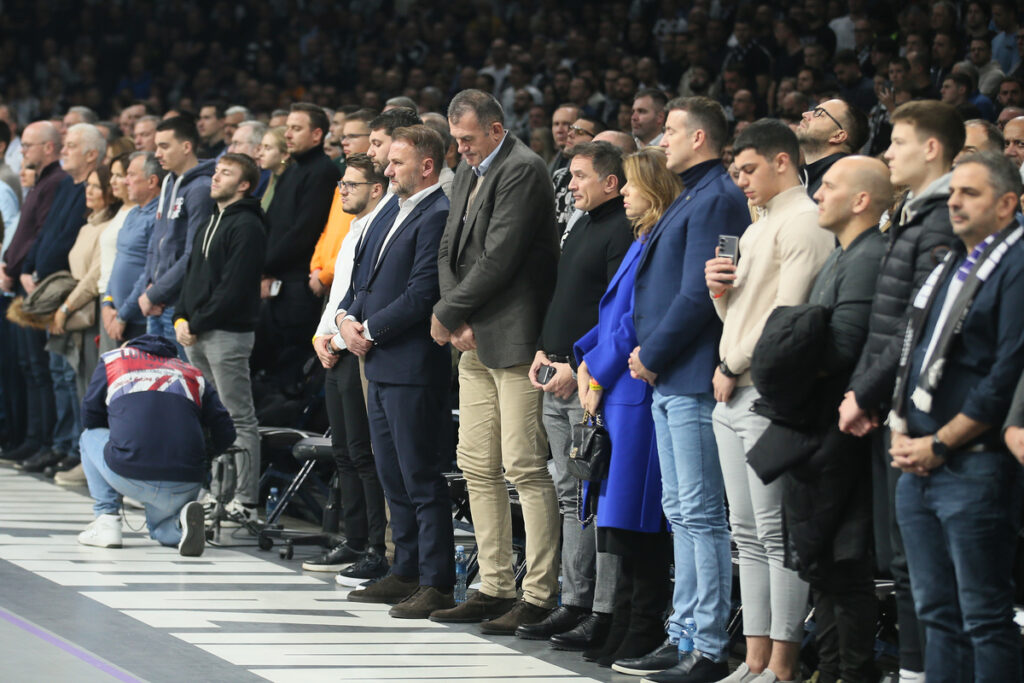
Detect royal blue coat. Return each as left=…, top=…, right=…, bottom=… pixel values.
left=574, top=239, right=664, bottom=533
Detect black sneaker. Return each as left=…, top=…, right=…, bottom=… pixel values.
left=641, top=650, right=728, bottom=683
left=335, top=547, right=388, bottom=587
left=302, top=542, right=364, bottom=572
left=612, top=638, right=680, bottom=676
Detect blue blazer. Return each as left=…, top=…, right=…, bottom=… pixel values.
left=575, top=240, right=663, bottom=533
left=339, top=194, right=400, bottom=313
left=347, top=187, right=451, bottom=387
left=633, top=164, right=749, bottom=395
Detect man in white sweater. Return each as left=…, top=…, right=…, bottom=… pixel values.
left=704, top=119, right=835, bottom=683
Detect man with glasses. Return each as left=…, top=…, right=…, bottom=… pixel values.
left=796, top=98, right=868, bottom=198
left=552, top=115, right=605, bottom=237
left=304, top=154, right=390, bottom=585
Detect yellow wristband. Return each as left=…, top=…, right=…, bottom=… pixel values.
left=173, top=318, right=186, bottom=330
left=589, top=379, right=602, bottom=391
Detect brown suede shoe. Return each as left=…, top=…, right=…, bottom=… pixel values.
left=346, top=573, right=418, bottom=604
left=479, top=599, right=552, bottom=635
left=429, top=591, right=516, bottom=623
left=389, top=586, right=456, bottom=619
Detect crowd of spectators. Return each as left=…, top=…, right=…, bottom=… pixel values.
left=0, top=2, right=1023, bottom=683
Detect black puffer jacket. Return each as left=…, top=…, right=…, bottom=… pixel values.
left=847, top=180, right=956, bottom=412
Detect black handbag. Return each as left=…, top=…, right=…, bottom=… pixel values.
left=567, top=411, right=611, bottom=482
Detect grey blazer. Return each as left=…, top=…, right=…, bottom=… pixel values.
left=435, top=134, right=558, bottom=369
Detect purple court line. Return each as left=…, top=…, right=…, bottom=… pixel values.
left=0, top=607, right=143, bottom=683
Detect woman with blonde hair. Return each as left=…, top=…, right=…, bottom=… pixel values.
left=257, top=126, right=290, bottom=211
left=573, top=147, right=683, bottom=667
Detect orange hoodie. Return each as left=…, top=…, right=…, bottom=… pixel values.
left=309, top=188, right=355, bottom=287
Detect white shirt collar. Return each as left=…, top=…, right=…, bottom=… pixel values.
left=397, top=182, right=441, bottom=209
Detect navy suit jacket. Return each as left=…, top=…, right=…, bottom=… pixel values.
left=347, top=187, right=451, bottom=387
left=633, top=164, right=749, bottom=395
left=339, top=194, right=400, bottom=313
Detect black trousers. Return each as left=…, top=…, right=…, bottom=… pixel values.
left=812, top=557, right=877, bottom=683
left=366, top=379, right=454, bottom=588
left=14, top=322, right=54, bottom=449
left=323, top=352, right=385, bottom=550
left=0, top=298, right=26, bottom=446
left=871, top=427, right=925, bottom=672
left=252, top=280, right=322, bottom=373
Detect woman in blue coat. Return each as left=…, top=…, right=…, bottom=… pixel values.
left=574, top=147, right=683, bottom=667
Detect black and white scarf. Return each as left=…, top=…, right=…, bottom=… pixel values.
left=888, top=221, right=1023, bottom=432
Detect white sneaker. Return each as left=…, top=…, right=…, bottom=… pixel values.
left=178, top=502, right=206, bottom=557
left=221, top=499, right=259, bottom=528
left=899, top=670, right=926, bottom=683
left=78, top=514, right=123, bottom=548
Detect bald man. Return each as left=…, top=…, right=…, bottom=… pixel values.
left=1003, top=116, right=1024, bottom=167
left=784, top=155, right=891, bottom=683
left=996, top=106, right=1024, bottom=131
left=958, top=120, right=1004, bottom=162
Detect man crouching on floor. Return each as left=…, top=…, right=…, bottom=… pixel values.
left=76, top=334, right=236, bottom=556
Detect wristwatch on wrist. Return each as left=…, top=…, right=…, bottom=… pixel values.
left=931, top=434, right=949, bottom=457
left=719, top=360, right=739, bottom=379
left=59, top=304, right=70, bottom=315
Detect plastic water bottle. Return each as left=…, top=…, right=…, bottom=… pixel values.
left=454, top=545, right=468, bottom=603
left=678, top=617, right=697, bottom=658
left=557, top=575, right=563, bottom=606
left=265, top=487, right=279, bottom=519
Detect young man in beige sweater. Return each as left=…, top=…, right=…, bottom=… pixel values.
left=704, top=119, right=835, bottom=683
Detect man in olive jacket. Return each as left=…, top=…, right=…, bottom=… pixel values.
left=429, top=89, right=560, bottom=634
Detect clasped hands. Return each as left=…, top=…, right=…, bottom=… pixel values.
left=430, top=314, right=475, bottom=351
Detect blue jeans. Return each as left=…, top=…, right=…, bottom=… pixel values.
left=896, top=451, right=1022, bottom=683
left=49, top=351, right=81, bottom=455
left=146, top=306, right=185, bottom=359
left=80, top=428, right=201, bottom=546
left=652, top=390, right=731, bottom=660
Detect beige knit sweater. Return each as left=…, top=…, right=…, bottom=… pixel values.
left=64, top=212, right=114, bottom=313
left=713, top=184, right=836, bottom=387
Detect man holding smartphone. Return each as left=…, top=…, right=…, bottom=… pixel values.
left=703, top=120, right=834, bottom=683
left=523, top=142, right=632, bottom=648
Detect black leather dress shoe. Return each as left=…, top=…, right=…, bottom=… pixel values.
left=611, top=637, right=679, bottom=676
left=44, top=455, right=80, bottom=478
left=0, top=442, right=41, bottom=466
left=17, top=448, right=64, bottom=473
left=548, top=611, right=612, bottom=651
left=514, top=604, right=588, bottom=640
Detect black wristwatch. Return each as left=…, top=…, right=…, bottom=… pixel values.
left=719, top=360, right=739, bottom=379
left=931, top=434, right=949, bottom=457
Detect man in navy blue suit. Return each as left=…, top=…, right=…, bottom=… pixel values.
left=616, top=97, right=750, bottom=683
left=335, top=125, right=455, bottom=618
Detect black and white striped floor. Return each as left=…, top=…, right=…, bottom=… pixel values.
left=0, top=467, right=636, bottom=682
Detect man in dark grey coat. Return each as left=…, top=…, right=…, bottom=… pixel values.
left=429, top=90, right=560, bottom=634
left=787, top=156, right=890, bottom=683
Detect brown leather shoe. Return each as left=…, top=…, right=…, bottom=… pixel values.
left=346, top=573, right=418, bottom=604
left=428, top=591, right=516, bottom=623
left=479, top=599, right=552, bottom=635
left=389, top=586, right=456, bottom=619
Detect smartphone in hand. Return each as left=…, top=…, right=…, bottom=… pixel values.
left=718, top=235, right=739, bottom=265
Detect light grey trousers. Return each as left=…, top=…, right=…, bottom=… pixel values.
left=713, top=385, right=809, bottom=642
left=543, top=390, right=621, bottom=613
left=185, top=330, right=260, bottom=505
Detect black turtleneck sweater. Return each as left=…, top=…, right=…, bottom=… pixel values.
left=801, top=152, right=846, bottom=199
left=263, top=144, right=341, bottom=280
left=537, top=195, right=633, bottom=359
left=680, top=158, right=721, bottom=189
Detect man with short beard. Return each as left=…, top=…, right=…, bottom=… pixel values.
left=548, top=105, right=579, bottom=176
left=795, top=98, right=868, bottom=198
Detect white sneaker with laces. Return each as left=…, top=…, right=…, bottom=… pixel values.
left=78, top=514, right=123, bottom=548
left=178, top=502, right=206, bottom=557
left=221, top=499, right=259, bottom=528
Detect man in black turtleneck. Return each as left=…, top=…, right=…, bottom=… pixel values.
left=795, top=97, right=868, bottom=199
left=257, top=103, right=341, bottom=371
left=522, top=141, right=632, bottom=648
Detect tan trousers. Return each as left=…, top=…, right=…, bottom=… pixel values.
left=457, top=350, right=559, bottom=607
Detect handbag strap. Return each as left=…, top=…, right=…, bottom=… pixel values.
left=576, top=479, right=595, bottom=527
